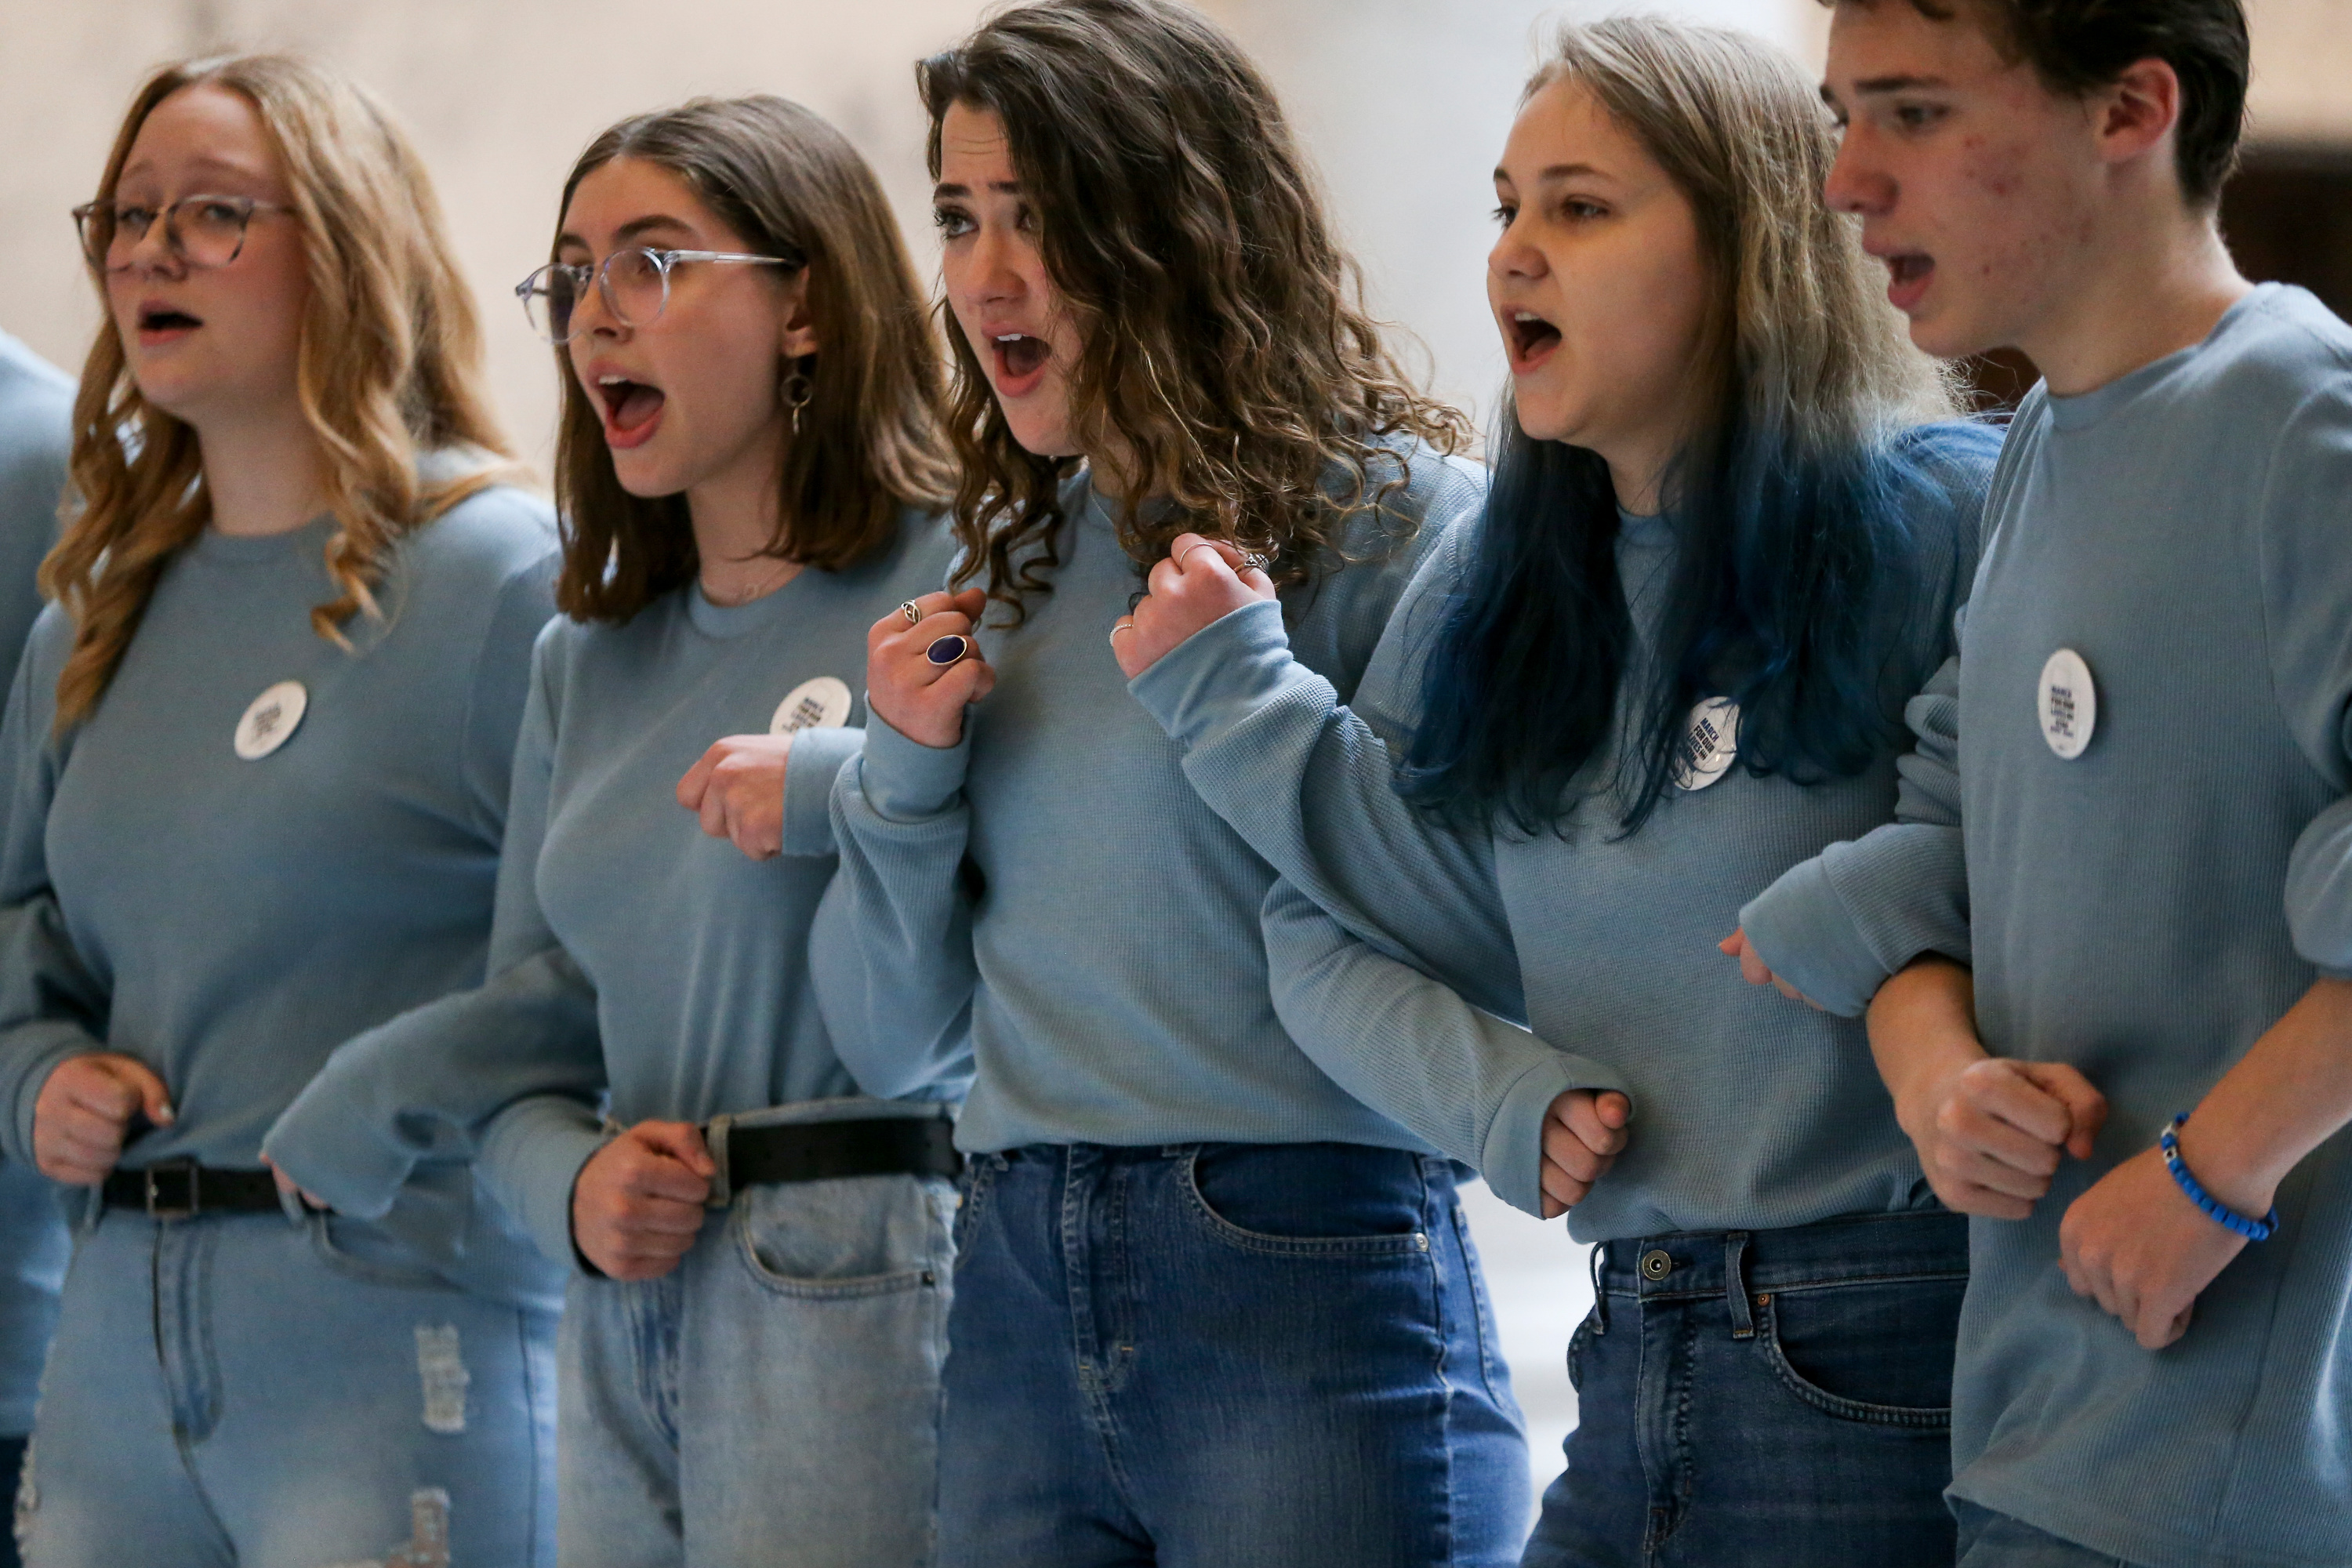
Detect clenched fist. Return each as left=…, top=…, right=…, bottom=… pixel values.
left=34, top=1053, right=174, bottom=1186
left=572, top=1120, right=715, bottom=1280
left=869, top=589, right=996, bottom=749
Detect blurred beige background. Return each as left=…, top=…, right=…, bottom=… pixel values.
left=3, top=0, right=2346, bottom=1504
left=0, top=0, right=1841, bottom=456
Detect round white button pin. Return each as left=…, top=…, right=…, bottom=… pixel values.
left=2038, top=648, right=2096, bottom=760
left=233, top=681, right=308, bottom=760
left=770, top=677, right=853, bottom=737
left=1674, top=698, right=1740, bottom=791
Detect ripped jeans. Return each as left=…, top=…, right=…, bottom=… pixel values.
left=18, top=1206, right=557, bottom=1568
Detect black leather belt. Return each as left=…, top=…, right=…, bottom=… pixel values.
left=724, top=1116, right=961, bottom=1189
left=100, top=1160, right=284, bottom=1218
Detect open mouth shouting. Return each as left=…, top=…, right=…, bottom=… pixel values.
left=989, top=332, right=1052, bottom=397
left=1882, top=251, right=1936, bottom=314
left=594, top=371, right=666, bottom=450
left=1504, top=307, right=1563, bottom=373
left=136, top=299, right=204, bottom=347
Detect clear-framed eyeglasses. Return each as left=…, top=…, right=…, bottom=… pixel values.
left=515, top=246, right=801, bottom=344
left=71, top=194, right=296, bottom=272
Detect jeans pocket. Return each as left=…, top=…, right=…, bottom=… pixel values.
left=733, top=1176, right=949, bottom=1301
left=1756, top=1273, right=1964, bottom=1428
left=951, top=1155, right=1002, bottom=1256
left=1178, top=1145, right=1433, bottom=1258
left=303, top=1212, right=458, bottom=1293
left=1566, top=1306, right=1599, bottom=1393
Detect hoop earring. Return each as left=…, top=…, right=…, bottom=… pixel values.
left=782, top=369, right=813, bottom=437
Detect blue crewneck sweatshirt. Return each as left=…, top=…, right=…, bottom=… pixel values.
left=1744, top=285, right=2352, bottom=1568
left=0, top=484, right=563, bottom=1311
left=0, top=329, right=72, bottom=1433
left=1127, top=423, right=1997, bottom=1235
left=815, top=447, right=1485, bottom=1150
left=262, top=510, right=964, bottom=1266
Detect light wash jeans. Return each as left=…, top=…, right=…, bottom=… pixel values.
left=555, top=1098, right=957, bottom=1568
left=20, top=1203, right=557, bottom=1567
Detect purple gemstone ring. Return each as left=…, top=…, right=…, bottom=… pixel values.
left=924, top=633, right=969, bottom=666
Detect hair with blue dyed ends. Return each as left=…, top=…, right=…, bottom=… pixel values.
left=1401, top=414, right=1987, bottom=835
left=1396, top=15, right=1974, bottom=836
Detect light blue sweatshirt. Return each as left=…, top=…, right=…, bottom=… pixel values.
left=1128, top=423, right=1997, bottom=1235
left=263, top=510, right=963, bottom=1266
left=816, top=448, right=1484, bottom=1151
left=0, top=485, right=563, bottom=1311
left=0, top=330, right=72, bottom=1434
left=1743, top=286, right=2352, bottom=1568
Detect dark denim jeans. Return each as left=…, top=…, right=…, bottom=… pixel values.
left=1523, top=1210, right=1969, bottom=1568
left=937, top=1142, right=1530, bottom=1567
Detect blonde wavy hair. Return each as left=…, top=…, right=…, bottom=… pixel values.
left=44, top=54, right=514, bottom=728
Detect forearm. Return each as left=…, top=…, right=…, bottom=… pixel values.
left=1136, top=601, right=1519, bottom=1017
left=2178, top=975, right=2352, bottom=1216
left=1866, top=956, right=1985, bottom=1142
left=812, top=753, right=979, bottom=1099
left=263, top=946, right=603, bottom=1217
left=1263, top=881, right=1618, bottom=1217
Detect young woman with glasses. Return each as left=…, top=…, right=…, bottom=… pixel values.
left=1112, top=17, right=2000, bottom=1565
left=265, top=96, right=966, bottom=1565
left=0, top=55, right=564, bottom=1566
left=702, top=2, right=1529, bottom=1560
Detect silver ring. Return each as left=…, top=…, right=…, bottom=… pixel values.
left=1238, top=550, right=1271, bottom=574
left=1109, top=623, right=1134, bottom=643
left=898, top=600, right=923, bottom=626
left=1177, top=542, right=1221, bottom=570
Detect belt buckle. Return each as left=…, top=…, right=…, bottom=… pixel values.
left=143, top=1159, right=199, bottom=1220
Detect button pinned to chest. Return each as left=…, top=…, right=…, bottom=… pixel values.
left=2037, top=648, right=2096, bottom=760
left=233, top=681, right=308, bottom=760
left=1673, top=698, right=1740, bottom=791
left=769, top=676, right=853, bottom=737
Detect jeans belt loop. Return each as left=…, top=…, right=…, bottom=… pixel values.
left=1589, top=1240, right=1610, bottom=1335
left=1724, top=1231, right=1755, bottom=1340
left=703, top=1114, right=735, bottom=1210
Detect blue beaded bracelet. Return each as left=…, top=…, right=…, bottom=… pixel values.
left=2158, top=1113, right=2277, bottom=1242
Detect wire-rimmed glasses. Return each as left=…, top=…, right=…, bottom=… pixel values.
left=515, top=246, right=801, bottom=343
left=71, top=194, right=295, bottom=271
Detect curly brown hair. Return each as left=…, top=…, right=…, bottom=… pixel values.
left=918, top=0, right=1468, bottom=623
left=46, top=55, right=514, bottom=729
left=550, top=96, right=954, bottom=623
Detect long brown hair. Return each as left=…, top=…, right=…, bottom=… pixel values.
left=552, top=97, right=954, bottom=623
left=45, top=54, right=513, bottom=728
left=919, top=0, right=1468, bottom=622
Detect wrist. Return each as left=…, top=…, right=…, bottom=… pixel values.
left=2171, top=1108, right=2282, bottom=1218
left=1889, top=1029, right=1988, bottom=1145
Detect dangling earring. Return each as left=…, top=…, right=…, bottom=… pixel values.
left=782, top=368, right=813, bottom=437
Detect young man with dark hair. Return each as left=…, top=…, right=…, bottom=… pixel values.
left=1733, top=2, right=2352, bottom=1563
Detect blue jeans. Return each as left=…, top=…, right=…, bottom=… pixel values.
left=20, top=1206, right=557, bottom=1567
left=939, top=1142, right=1528, bottom=1567
left=1523, top=1210, right=1968, bottom=1568
left=1953, top=1502, right=2147, bottom=1567
left=557, top=1101, right=957, bottom=1567
left=0, top=1434, right=23, bottom=1568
